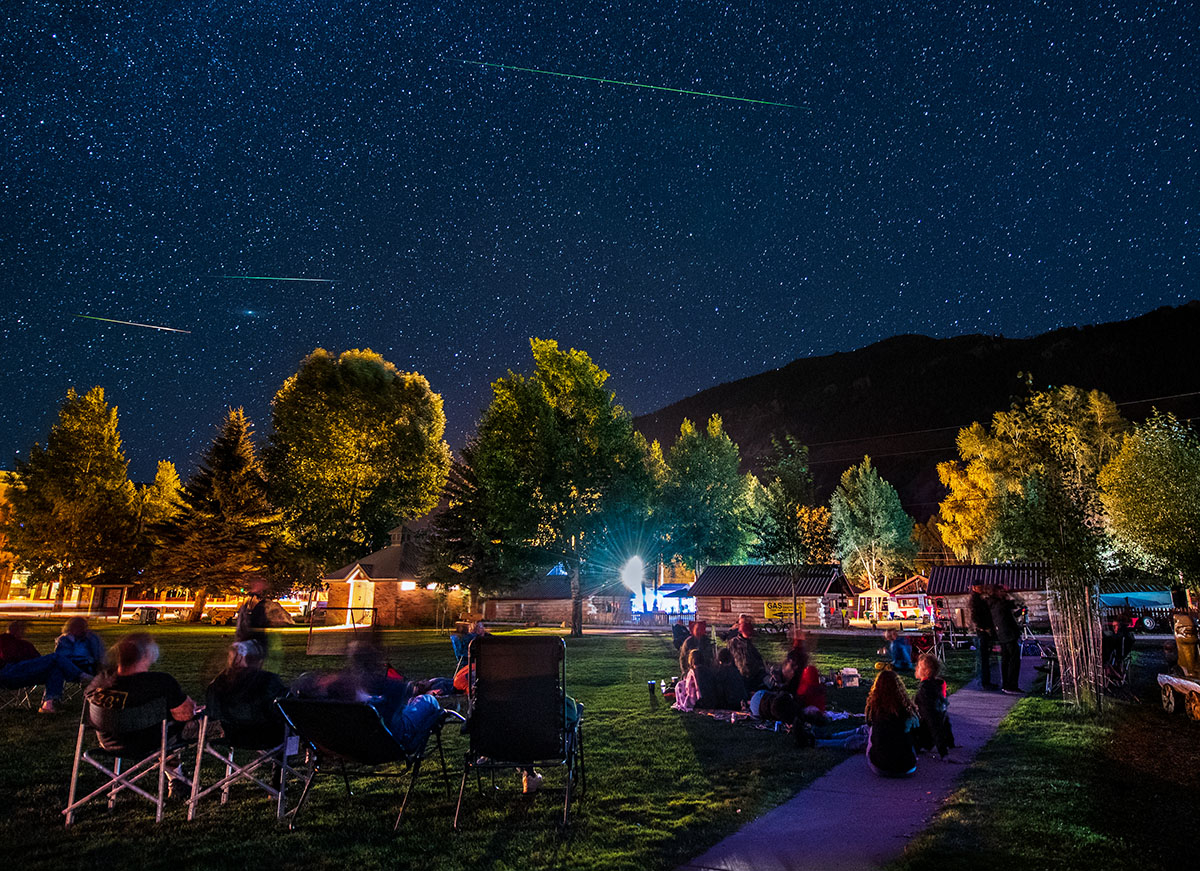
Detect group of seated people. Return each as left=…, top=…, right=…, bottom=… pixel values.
left=0, top=617, right=105, bottom=713
left=669, top=614, right=956, bottom=771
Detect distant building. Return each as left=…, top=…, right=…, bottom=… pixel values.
left=324, top=525, right=469, bottom=628
left=483, top=569, right=632, bottom=626
left=927, top=564, right=1050, bottom=630
left=688, top=565, right=854, bottom=628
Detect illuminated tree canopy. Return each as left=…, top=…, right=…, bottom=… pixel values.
left=658, top=415, right=754, bottom=572
left=1100, top=411, right=1200, bottom=589
left=5, top=387, right=140, bottom=595
left=266, top=348, right=451, bottom=567
left=472, top=339, right=652, bottom=636
left=830, top=456, right=916, bottom=588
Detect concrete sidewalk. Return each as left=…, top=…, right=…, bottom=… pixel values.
left=677, top=658, right=1040, bottom=871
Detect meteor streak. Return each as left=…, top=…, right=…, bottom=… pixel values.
left=218, top=275, right=336, bottom=283
left=75, top=314, right=191, bottom=334
left=456, top=59, right=808, bottom=110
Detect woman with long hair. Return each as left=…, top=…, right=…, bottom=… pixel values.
left=864, top=668, right=920, bottom=777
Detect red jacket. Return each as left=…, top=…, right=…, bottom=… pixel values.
left=0, top=634, right=39, bottom=667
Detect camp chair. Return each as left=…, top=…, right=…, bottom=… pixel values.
left=453, top=635, right=585, bottom=831
left=64, top=688, right=196, bottom=825
left=276, top=696, right=464, bottom=831
left=0, top=683, right=36, bottom=710
left=451, top=632, right=471, bottom=670
left=186, top=680, right=297, bottom=821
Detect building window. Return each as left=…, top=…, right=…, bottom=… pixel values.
left=720, top=598, right=732, bottom=613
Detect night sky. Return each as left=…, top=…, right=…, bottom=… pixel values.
left=2, top=1, right=1194, bottom=481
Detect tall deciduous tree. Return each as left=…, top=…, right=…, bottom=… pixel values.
left=266, top=348, right=451, bottom=568
left=830, top=456, right=916, bottom=588
left=659, top=415, right=754, bottom=573
left=938, top=382, right=1127, bottom=708
left=472, top=339, right=652, bottom=636
left=5, top=387, right=140, bottom=607
left=153, top=408, right=280, bottom=621
left=1100, top=411, right=1200, bottom=591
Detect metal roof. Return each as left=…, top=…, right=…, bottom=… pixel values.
left=927, top=564, right=1049, bottom=596
left=689, top=565, right=852, bottom=598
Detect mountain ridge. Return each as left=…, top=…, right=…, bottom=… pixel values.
left=634, top=301, right=1200, bottom=521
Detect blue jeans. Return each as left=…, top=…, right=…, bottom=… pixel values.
left=389, top=693, right=442, bottom=753
left=0, top=653, right=83, bottom=701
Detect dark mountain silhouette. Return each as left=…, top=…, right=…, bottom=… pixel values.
left=635, top=301, right=1200, bottom=522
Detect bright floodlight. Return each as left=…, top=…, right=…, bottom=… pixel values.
left=621, top=556, right=645, bottom=593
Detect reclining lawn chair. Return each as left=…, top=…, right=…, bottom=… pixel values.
left=453, top=635, right=585, bottom=831
left=276, top=696, right=463, bottom=831
left=64, top=688, right=196, bottom=825
left=187, top=680, right=297, bottom=821
left=0, top=682, right=36, bottom=711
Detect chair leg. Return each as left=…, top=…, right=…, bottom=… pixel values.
left=453, top=762, right=470, bottom=831
left=65, top=718, right=87, bottom=827
left=339, top=760, right=353, bottom=796
left=156, top=721, right=168, bottom=823
left=287, top=762, right=320, bottom=832
left=394, top=758, right=421, bottom=831
left=108, top=758, right=122, bottom=810
left=188, top=715, right=208, bottom=821
left=435, top=731, right=452, bottom=797
left=276, top=734, right=290, bottom=821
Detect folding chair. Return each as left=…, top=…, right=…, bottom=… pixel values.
left=187, top=681, right=297, bottom=821
left=0, top=683, right=37, bottom=710
left=451, top=632, right=471, bottom=670
left=277, top=696, right=464, bottom=831
left=64, top=689, right=196, bottom=825
left=453, top=635, right=585, bottom=831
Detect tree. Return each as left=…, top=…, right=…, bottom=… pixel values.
left=938, top=382, right=1127, bottom=707
left=750, top=436, right=831, bottom=622
left=658, top=415, right=754, bottom=572
left=830, top=456, right=916, bottom=588
left=420, top=443, right=535, bottom=613
left=1100, top=411, right=1200, bottom=590
left=472, top=339, right=653, bottom=636
left=266, top=348, right=452, bottom=568
left=152, top=408, right=280, bottom=621
left=4, top=387, right=140, bottom=608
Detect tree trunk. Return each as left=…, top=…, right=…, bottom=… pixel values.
left=469, top=585, right=481, bottom=616
left=188, top=588, right=209, bottom=623
left=569, top=562, right=583, bottom=637
left=52, top=582, right=66, bottom=612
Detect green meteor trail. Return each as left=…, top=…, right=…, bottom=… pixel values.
left=456, top=59, right=808, bottom=110
left=218, top=275, right=336, bottom=283
left=75, top=314, right=191, bottom=334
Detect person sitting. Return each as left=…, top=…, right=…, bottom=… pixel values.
left=1101, top=616, right=1136, bottom=678
left=672, top=617, right=690, bottom=651
left=727, top=615, right=768, bottom=690
left=678, top=621, right=715, bottom=678
left=781, top=635, right=826, bottom=746
left=712, top=647, right=746, bottom=708
left=912, top=654, right=955, bottom=759
left=1, top=619, right=90, bottom=713
left=673, top=649, right=720, bottom=711
left=206, top=639, right=288, bottom=747
left=86, top=633, right=196, bottom=752
left=55, top=617, right=107, bottom=674
left=881, top=628, right=914, bottom=671
left=864, top=668, right=920, bottom=778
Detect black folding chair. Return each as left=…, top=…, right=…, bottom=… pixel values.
left=64, top=689, right=196, bottom=825
left=276, top=696, right=463, bottom=831
left=187, top=679, right=297, bottom=821
left=453, top=635, right=585, bottom=831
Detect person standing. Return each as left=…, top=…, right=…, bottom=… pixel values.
left=988, top=585, right=1023, bottom=694
left=968, top=583, right=997, bottom=690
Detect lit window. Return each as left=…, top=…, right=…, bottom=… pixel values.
left=400, top=581, right=417, bottom=591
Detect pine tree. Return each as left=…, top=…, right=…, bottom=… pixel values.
left=152, top=408, right=280, bottom=621
left=5, top=387, right=140, bottom=607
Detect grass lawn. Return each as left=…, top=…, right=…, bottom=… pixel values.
left=893, top=642, right=1200, bottom=871
left=1, top=621, right=968, bottom=871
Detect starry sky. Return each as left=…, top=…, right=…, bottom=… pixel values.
left=1, top=1, right=1195, bottom=481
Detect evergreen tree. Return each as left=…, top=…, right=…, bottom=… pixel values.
left=153, top=408, right=280, bottom=621
left=830, top=456, right=916, bottom=588
left=4, top=387, right=140, bottom=607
